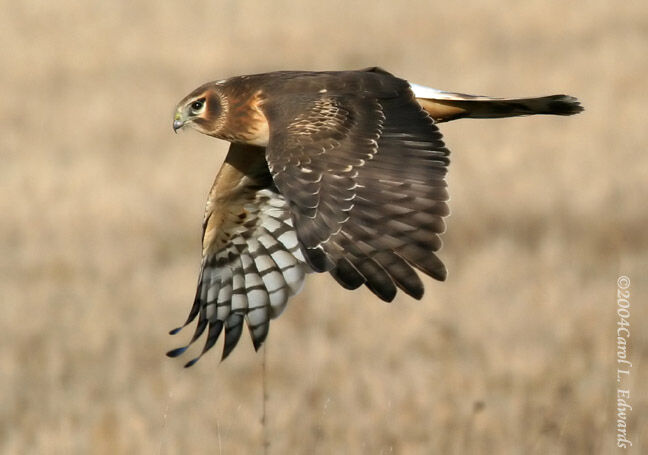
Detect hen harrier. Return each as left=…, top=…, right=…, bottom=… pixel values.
left=168, top=67, right=582, bottom=365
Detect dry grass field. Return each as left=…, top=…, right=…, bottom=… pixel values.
left=1, top=1, right=647, bottom=453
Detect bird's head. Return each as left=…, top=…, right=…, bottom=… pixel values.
left=173, top=82, right=228, bottom=137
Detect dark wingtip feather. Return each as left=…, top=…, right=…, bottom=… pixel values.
left=184, top=357, right=200, bottom=368
left=252, top=337, right=266, bottom=352
left=221, top=314, right=245, bottom=361
left=303, top=246, right=335, bottom=272
left=221, top=342, right=238, bottom=361
left=166, top=346, right=189, bottom=358
left=361, top=263, right=397, bottom=302
left=168, top=286, right=205, bottom=336
left=400, top=249, right=447, bottom=282
left=375, top=252, right=425, bottom=300
left=181, top=321, right=225, bottom=367
left=249, top=322, right=269, bottom=352
left=203, top=320, right=224, bottom=353
left=330, top=258, right=366, bottom=290
left=407, top=284, right=425, bottom=300
left=363, top=271, right=397, bottom=302
left=381, top=291, right=397, bottom=303
left=432, top=263, right=447, bottom=281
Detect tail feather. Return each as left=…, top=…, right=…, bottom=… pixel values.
left=410, top=83, right=583, bottom=123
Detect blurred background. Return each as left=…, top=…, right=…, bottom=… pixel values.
left=1, top=1, right=646, bottom=453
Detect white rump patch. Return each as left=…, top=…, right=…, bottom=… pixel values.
left=409, top=82, right=447, bottom=100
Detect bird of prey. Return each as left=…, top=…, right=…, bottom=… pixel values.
left=168, top=67, right=582, bottom=365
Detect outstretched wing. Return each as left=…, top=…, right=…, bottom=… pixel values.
left=261, top=72, right=450, bottom=302
left=168, top=143, right=307, bottom=364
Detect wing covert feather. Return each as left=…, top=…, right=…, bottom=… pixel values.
left=260, top=70, right=450, bottom=301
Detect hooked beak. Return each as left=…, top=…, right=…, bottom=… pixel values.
left=173, top=119, right=185, bottom=133
left=172, top=112, right=186, bottom=133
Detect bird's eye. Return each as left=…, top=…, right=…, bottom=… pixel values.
left=190, top=99, right=205, bottom=112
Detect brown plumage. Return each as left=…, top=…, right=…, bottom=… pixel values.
left=169, top=67, right=582, bottom=363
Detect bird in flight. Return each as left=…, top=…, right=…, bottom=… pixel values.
left=168, top=67, right=582, bottom=365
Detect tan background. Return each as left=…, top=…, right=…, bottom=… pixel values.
left=1, top=1, right=646, bottom=453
